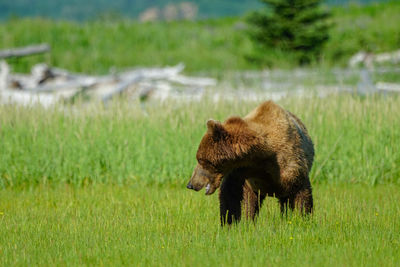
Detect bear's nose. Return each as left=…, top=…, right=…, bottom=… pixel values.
left=186, top=181, right=194, bottom=190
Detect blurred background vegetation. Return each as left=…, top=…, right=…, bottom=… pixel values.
left=0, top=0, right=390, bottom=20
left=0, top=0, right=399, bottom=73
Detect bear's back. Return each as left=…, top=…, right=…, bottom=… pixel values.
left=244, top=100, right=288, bottom=137
left=244, top=101, right=314, bottom=172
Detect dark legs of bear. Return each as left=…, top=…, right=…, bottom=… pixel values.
left=294, top=186, right=313, bottom=214
left=279, top=197, right=290, bottom=215
left=219, top=174, right=266, bottom=226
left=279, top=185, right=313, bottom=215
left=219, top=171, right=313, bottom=225
left=219, top=175, right=244, bottom=226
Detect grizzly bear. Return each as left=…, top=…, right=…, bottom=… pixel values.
left=186, top=100, right=314, bottom=226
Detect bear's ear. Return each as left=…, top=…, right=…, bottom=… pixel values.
left=206, top=119, right=227, bottom=140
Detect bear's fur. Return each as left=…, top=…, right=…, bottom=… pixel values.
left=186, top=100, right=314, bottom=226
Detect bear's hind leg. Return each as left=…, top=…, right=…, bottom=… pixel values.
left=219, top=175, right=245, bottom=226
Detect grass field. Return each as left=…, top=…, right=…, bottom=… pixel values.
left=2, top=2, right=400, bottom=264
left=0, top=95, right=400, bottom=265
left=0, top=184, right=399, bottom=266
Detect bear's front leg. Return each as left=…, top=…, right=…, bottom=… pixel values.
left=243, top=182, right=266, bottom=221
left=219, top=174, right=245, bottom=226
left=293, top=185, right=313, bottom=214
left=281, top=184, right=313, bottom=215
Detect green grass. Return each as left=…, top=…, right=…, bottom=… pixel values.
left=325, top=1, right=400, bottom=66
left=1, top=96, right=400, bottom=189
left=1, top=1, right=400, bottom=73
left=0, top=17, right=253, bottom=73
left=0, top=184, right=399, bottom=266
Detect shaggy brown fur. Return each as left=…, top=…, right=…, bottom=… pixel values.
left=186, top=101, right=314, bottom=226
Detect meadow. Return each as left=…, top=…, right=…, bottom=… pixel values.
left=0, top=95, right=400, bottom=265
left=0, top=184, right=399, bottom=266
left=1, top=1, right=400, bottom=265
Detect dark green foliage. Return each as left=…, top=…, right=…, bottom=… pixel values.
left=247, top=0, right=331, bottom=64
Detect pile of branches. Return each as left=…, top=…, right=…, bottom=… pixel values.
left=0, top=61, right=215, bottom=107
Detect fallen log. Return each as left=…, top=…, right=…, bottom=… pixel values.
left=349, top=49, right=400, bottom=68
left=0, top=90, right=59, bottom=107
left=0, top=44, right=51, bottom=59
left=0, top=61, right=9, bottom=90
left=376, top=82, right=400, bottom=93
left=101, top=76, right=144, bottom=102
left=100, top=64, right=187, bottom=102
left=168, top=74, right=216, bottom=87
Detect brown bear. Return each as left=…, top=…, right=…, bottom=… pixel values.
left=186, top=100, right=314, bottom=226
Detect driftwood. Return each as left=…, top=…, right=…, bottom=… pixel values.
left=376, top=82, right=400, bottom=93
left=0, top=44, right=51, bottom=59
left=349, top=49, right=400, bottom=68
left=100, top=76, right=144, bottom=102
left=0, top=61, right=216, bottom=106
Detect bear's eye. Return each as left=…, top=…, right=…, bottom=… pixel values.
left=198, top=159, right=206, bottom=165
left=198, top=159, right=218, bottom=172
left=198, top=159, right=212, bottom=168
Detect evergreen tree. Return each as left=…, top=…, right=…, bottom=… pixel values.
left=247, top=0, right=331, bottom=64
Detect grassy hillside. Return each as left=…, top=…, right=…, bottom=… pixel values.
left=1, top=2, right=399, bottom=73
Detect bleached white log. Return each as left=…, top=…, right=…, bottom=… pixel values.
left=349, top=49, right=400, bottom=67
left=168, top=74, right=216, bottom=87
left=25, top=76, right=116, bottom=92
left=376, top=82, right=400, bottom=92
left=118, top=63, right=185, bottom=80
left=374, top=50, right=400, bottom=64
left=0, top=90, right=59, bottom=107
left=101, top=64, right=187, bottom=102
left=349, top=52, right=369, bottom=67
left=0, top=60, right=9, bottom=90
left=0, top=44, right=50, bottom=59
left=101, top=76, right=144, bottom=102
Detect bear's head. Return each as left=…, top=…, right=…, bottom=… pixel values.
left=186, top=117, right=258, bottom=195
